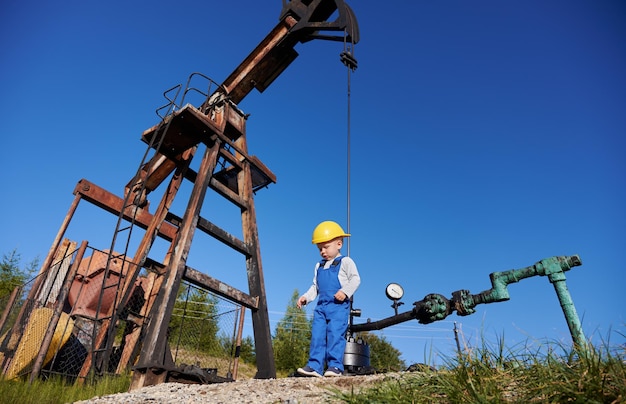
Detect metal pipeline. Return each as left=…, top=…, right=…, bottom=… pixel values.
left=350, top=255, right=587, bottom=352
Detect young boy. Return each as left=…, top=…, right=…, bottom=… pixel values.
left=296, top=221, right=361, bottom=377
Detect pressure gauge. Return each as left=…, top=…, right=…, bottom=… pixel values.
left=385, top=283, right=404, bottom=300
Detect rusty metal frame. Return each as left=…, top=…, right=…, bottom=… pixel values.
left=2, top=0, right=359, bottom=387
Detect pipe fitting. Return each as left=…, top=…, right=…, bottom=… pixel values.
left=451, top=289, right=476, bottom=316
left=418, top=293, right=450, bottom=324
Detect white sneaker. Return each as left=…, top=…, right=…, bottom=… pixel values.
left=324, top=367, right=342, bottom=377
left=297, top=366, right=322, bottom=378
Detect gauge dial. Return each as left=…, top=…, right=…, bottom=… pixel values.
left=385, top=283, right=404, bottom=300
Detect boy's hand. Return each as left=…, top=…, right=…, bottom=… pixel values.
left=297, top=296, right=307, bottom=309
left=334, top=290, right=347, bottom=301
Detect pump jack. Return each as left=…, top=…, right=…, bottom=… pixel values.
left=0, top=0, right=588, bottom=388
left=0, top=0, right=359, bottom=388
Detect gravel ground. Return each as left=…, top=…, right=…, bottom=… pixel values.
left=74, top=373, right=400, bottom=404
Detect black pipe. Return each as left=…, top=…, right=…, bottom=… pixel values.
left=350, top=302, right=424, bottom=332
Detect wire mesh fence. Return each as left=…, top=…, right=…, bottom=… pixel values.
left=0, top=242, right=246, bottom=383
left=169, top=282, right=243, bottom=379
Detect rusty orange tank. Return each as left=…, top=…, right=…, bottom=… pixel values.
left=68, top=250, right=130, bottom=319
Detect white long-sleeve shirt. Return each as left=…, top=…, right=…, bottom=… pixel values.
left=301, top=255, right=361, bottom=304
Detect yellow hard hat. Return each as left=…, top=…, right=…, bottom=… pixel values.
left=312, top=221, right=351, bottom=244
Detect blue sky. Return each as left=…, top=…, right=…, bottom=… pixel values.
left=1, top=1, right=624, bottom=367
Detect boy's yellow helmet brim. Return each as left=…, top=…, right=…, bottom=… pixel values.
left=312, top=221, right=350, bottom=244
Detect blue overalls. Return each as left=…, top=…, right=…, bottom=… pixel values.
left=306, top=256, right=351, bottom=374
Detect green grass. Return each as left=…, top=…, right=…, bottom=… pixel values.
left=0, top=357, right=260, bottom=404
left=1, top=338, right=623, bottom=403
left=0, top=374, right=131, bottom=404
left=334, top=336, right=626, bottom=403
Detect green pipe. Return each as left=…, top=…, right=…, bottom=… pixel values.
left=472, top=255, right=587, bottom=353
left=352, top=255, right=588, bottom=355
left=542, top=257, right=588, bottom=353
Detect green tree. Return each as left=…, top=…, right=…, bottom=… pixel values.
left=238, top=335, right=256, bottom=364
left=0, top=250, right=38, bottom=327
left=219, top=333, right=256, bottom=365
left=358, top=331, right=406, bottom=372
left=169, top=285, right=221, bottom=354
left=220, top=334, right=256, bottom=365
left=0, top=249, right=38, bottom=297
left=272, top=289, right=311, bottom=373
